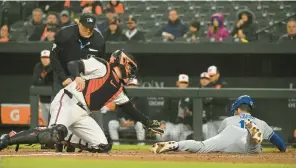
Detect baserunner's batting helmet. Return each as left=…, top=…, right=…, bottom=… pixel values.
left=230, top=95, right=254, bottom=115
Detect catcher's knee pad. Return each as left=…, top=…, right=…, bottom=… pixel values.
left=38, top=124, right=68, bottom=145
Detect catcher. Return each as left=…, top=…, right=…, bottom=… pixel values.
left=0, top=50, right=163, bottom=153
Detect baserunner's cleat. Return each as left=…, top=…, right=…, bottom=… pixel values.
left=245, top=119, right=263, bottom=144
left=150, top=141, right=178, bottom=154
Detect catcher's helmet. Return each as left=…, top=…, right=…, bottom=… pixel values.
left=109, top=49, right=138, bottom=84
left=230, top=95, right=254, bottom=115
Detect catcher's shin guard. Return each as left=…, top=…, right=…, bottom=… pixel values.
left=9, top=124, right=68, bottom=147
left=0, top=134, right=10, bottom=151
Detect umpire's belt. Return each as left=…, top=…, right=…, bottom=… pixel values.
left=64, top=89, right=87, bottom=111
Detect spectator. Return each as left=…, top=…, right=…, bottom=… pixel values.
left=0, top=24, right=9, bottom=42
left=108, top=79, right=146, bottom=145
left=207, top=65, right=227, bottom=88
left=82, top=6, right=92, bottom=14
left=46, top=12, right=59, bottom=25
left=106, top=0, right=124, bottom=14
left=231, top=9, right=257, bottom=42
left=98, top=8, right=118, bottom=32
left=207, top=13, right=229, bottom=41
left=29, top=12, right=59, bottom=41
left=104, top=19, right=123, bottom=42
left=81, top=1, right=103, bottom=16
left=122, top=17, right=145, bottom=42
left=161, top=9, right=187, bottom=40
left=64, top=0, right=103, bottom=16
left=157, top=74, right=193, bottom=141
left=32, top=50, right=53, bottom=126
left=199, top=72, right=212, bottom=140
left=43, top=26, right=58, bottom=42
left=60, top=10, right=73, bottom=27
left=23, top=8, right=44, bottom=39
left=175, top=74, right=192, bottom=124
left=183, top=21, right=200, bottom=42
left=204, top=65, right=228, bottom=139
left=278, top=19, right=296, bottom=43
left=199, top=72, right=211, bottom=88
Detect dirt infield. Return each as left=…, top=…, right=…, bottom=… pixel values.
left=0, top=148, right=295, bottom=164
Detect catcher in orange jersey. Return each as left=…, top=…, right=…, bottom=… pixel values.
left=0, top=50, right=163, bottom=153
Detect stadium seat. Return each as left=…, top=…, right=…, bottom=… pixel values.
left=20, top=1, right=38, bottom=21
left=9, top=20, right=25, bottom=41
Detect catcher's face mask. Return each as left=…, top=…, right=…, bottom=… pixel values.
left=110, top=50, right=138, bottom=85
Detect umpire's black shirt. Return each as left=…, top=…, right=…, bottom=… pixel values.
left=50, top=24, right=105, bottom=98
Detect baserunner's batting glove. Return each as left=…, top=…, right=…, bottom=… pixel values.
left=145, top=120, right=164, bottom=135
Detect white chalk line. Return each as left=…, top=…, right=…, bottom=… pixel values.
left=0, top=152, right=163, bottom=158
left=0, top=152, right=85, bottom=157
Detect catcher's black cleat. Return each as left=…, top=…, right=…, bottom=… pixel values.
left=41, top=144, right=55, bottom=150
left=55, top=144, right=63, bottom=152
left=66, top=144, right=75, bottom=152
left=86, top=136, right=113, bottom=153
left=87, top=143, right=113, bottom=153
left=0, top=134, right=10, bottom=151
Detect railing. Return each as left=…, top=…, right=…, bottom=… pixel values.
left=30, top=86, right=296, bottom=141
left=0, top=42, right=295, bottom=54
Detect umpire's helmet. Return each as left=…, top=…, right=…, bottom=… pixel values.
left=109, top=49, right=138, bottom=85
left=230, top=95, right=254, bottom=115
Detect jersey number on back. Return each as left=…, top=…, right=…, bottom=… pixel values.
left=239, top=120, right=246, bottom=129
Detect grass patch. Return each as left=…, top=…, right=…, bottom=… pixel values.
left=1, top=158, right=294, bottom=168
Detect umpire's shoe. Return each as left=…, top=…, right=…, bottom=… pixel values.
left=245, top=119, right=263, bottom=144
left=0, top=134, right=10, bottom=151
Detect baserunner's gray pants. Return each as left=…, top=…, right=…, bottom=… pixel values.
left=178, top=125, right=262, bottom=153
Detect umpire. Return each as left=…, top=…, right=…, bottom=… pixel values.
left=50, top=13, right=105, bottom=98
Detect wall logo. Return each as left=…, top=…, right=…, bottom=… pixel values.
left=288, top=83, right=296, bottom=109
left=87, top=18, right=94, bottom=23
left=0, top=104, right=45, bottom=126
left=140, top=80, right=164, bottom=88
left=10, top=109, right=20, bottom=121
left=139, top=80, right=165, bottom=108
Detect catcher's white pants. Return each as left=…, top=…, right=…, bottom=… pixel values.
left=49, top=90, right=108, bottom=147
left=108, top=120, right=145, bottom=145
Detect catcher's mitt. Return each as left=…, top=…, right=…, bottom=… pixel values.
left=145, top=120, right=164, bottom=135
